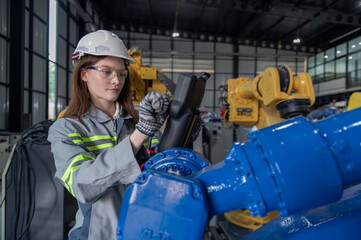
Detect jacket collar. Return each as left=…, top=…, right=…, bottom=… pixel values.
left=86, top=102, right=133, bottom=123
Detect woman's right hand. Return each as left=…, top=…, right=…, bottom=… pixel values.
left=136, top=91, right=170, bottom=137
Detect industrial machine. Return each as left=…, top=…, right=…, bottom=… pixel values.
left=347, top=92, right=361, bottom=111
left=224, top=65, right=316, bottom=231
left=117, top=106, right=361, bottom=240
left=127, top=48, right=175, bottom=104
left=227, top=65, right=315, bottom=129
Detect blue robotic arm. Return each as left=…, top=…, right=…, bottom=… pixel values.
left=117, top=107, right=361, bottom=240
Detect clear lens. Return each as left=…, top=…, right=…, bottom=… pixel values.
left=87, top=66, right=128, bottom=80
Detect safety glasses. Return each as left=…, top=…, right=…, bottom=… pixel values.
left=86, top=66, right=128, bottom=80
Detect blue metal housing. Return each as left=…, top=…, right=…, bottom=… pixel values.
left=143, top=147, right=209, bottom=176
left=194, top=107, right=361, bottom=217
left=118, top=107, right=361, bottom=240
left=117, top=169, right=209, bottom=240
left=242, top=184, right=361, bottom=240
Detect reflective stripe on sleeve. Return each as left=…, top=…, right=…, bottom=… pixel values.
left=68, top=133, right=117, bottom=152
left=86, top=143, right=115, bottom=151
left=61, top=154, right=95, bottom=197
left=68, top=133, right=117, bottom=142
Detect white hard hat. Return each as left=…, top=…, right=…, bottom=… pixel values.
left=72, top=30, right=135, bottom=64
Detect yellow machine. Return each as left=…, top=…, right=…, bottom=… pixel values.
left=347, top=92, right=361, bottom=110
left=225, top=65, right=316, bottom=230
left=127, top=48, right=173, bottom=104
left=227, top=65, right=315, bottom=129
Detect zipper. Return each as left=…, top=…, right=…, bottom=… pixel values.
left=113, top=119, right=117, bottom=132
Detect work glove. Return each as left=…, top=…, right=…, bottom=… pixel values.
left=136, top=92, right=170, bottom=137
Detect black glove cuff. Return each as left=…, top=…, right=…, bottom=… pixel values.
left=135, top=125, right=155, bottom=137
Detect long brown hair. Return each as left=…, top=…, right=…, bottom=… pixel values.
left=63, top=54, right=139, bottom=124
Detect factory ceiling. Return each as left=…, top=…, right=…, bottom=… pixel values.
left=87, top=0, right=361, bottom=53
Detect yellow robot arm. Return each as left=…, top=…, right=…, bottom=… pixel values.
left=128, top=48, right=169, bottom=104
left=347, top=92, right=361, bottom=110
left=227, top=65, right=315, bottom=129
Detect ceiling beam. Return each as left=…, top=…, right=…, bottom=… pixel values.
left=281, top=0, right=342, bottom=41
left=194, top=0, right=209, bottom=32
left=174, top=0, right=361, bottom=27
left=301, top=24, right=336, bottom=44
left=120, top=0, right=132, bottom=25
left=216, top=0, right=236, bottom=34
left=256, top=16, right=285, bottom=40
left=237, top=0, right=281, bottom=38
left=148, top=0, right=154, bottom=29
left=237, top=13, right=263, bottom=37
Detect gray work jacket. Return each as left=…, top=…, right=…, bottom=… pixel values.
left=48, top=104, right=141, bottom=240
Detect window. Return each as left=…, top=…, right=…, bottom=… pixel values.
left=348, top=36, right=361, bottom=54
left=316, top=52, right=324, bottom=65
left=315, top=65, right=324, bottom=83
left=325, top=61, right=335, bottom=80
left=308, top=56, right=315, bottom=68
left=336, top=43, right=347, bottom=57
left=308, top=67, right=316, bottom=83
left=0, top=0, right=10, bottom=130
left=336, top=57, right=346, bottom=78
left=325, top=48, right=335, bottom=61
left=348, top=52, right=361, bottom=87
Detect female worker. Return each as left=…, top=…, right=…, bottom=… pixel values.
left=48, top=30, right=170, bottom=240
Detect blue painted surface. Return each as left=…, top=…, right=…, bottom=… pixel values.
left=117, top=169, right=209, bottom=240
left=117, top=107, right=361, bottom=240
left=242, top=184, right=361, bottom=240
left=143, top=147, right=209, bottom=176
left=193, top=146, right=267, bottom=217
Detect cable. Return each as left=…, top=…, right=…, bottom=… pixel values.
left=16, top=141, right=44, bottom=238
left=4, top=120, right=53, bottom=239
left=13, top=144, right=23, bottom=240
left=16, top=143, right=37, bottom=240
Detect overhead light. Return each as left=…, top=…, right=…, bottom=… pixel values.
left=352, top=44, right=356, bottom=48
left=324, top=55, right=328, bottom=59
left=293, top=38, right=301, bottom=44
left=349, top=56, right=353, bottom=59
left=337, top=50, right=341, bottom=54
left=172, top=3, right=180, bottom=38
